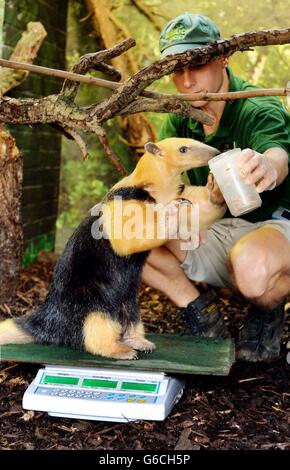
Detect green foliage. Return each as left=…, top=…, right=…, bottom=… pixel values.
left=57, top=0, right=290, bottom=249
left=57, top=1, right=135, bottom=238
left=58, top=117, right=135, bottom=232
left=57, top=159, right=108, bottom=229
left=22, top=233, right=54, bottom=268
left=0, top=0, right=4, bottom=48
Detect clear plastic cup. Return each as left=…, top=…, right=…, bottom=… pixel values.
left=208, top=148, right=262, bottom=217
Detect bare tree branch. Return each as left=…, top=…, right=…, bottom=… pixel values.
left=94, top=62, right=121, bottom=81
left=118, top=97, right=214, bottom=125
left=178, top=87, right=290, bottom=102
left=62, top=126, right=89, bottom=160
left=0, top=22, right=47, bottom=95
left=61, top=38, right=134, bottom=100
left=95, top=125, right=127, bottom=175
left=0, top=95, right=87, bottom=128
left=130, top=0, right=163, bottom=31
left=95, top=27, right=290, bottom=122
left=0, top=27, right=290, bottom=173
left=1, top=56, right=289, bottom=103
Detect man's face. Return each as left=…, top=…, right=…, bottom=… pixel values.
left=172, top=59, right=225, bottom=108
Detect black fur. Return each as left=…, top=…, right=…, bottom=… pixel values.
left=106, top=186, right=155, bottom=202
left=16, top=187, right=155, bottom=351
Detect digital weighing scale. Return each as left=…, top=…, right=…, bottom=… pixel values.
left=23, top=365, right=184, bottom=422
left=2, top=335, right=234, bottom=421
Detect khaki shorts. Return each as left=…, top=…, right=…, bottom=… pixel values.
left=180, top=218, right=290, bottom=288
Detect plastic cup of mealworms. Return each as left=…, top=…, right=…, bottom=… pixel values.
left=208, top=148, right=262, bottom=217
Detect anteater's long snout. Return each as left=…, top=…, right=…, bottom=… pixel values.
left=189, top=142, right=220, bottom=168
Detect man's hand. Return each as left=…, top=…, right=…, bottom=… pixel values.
left=238, top=148, right=278, bottom=193
left=163, top=199, right=196, bottom=242
left=162, top=199, right=202, bottom=249
left=162, top=200, right=180, bottom=239
left=206, top=173, right=225, bottom=205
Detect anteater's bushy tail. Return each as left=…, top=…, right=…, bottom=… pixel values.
left=0, top=318, right=34, bottom=345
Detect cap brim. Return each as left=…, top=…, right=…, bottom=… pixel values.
left=160, top=43, right=202, bottom=58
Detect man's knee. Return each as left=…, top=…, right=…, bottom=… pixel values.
left=229, top=240, right=269, bottom=298
left=145, top=246, right=184, bottom=280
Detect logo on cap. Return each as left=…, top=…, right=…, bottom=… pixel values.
left=165, top=26, right=188, bottom=42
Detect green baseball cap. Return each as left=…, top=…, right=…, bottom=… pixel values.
left=160, top=13, right=220, bottom=57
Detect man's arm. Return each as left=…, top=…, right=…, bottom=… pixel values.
left=263, top=147, right=289, bottom=187
left=238, top=147, right=289, bottom=193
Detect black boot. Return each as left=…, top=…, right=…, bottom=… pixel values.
left=180, top=289, right=230, bottom=339
left=236, top=303, right=285, bottom=362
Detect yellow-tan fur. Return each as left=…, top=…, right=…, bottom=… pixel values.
left=85, top=138, right=225, bottom=357
left=83, top=312, right=155, bottom=359
left=0, top=318, right=34, bottom=344
left=0, top=138, right=225, bottom=360
left=103, top=138, right=226, bottom=256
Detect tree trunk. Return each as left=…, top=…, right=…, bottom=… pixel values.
left=0, top=126, right=23, bottom=303
left=0, top=22, right=46, bottom=304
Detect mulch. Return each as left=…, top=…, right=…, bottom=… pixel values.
left=0, top=252, right=289, bottom=450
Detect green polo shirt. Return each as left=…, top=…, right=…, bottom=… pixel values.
left=159, top=67, right=290, bottom=222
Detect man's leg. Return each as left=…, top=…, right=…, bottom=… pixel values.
left=142, top=239, right=230, bottom=338
left=228, top=225, right=290, bottom=361
left=142, top=241, right=199, bottom=308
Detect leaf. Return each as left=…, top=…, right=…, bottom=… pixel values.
left=20, top=410, right=35, bottom=421
left=9, top=377, right=27, bottom=385
left=174, top=429, right=195, bottom=450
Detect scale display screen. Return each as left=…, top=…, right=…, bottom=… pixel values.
left=41, top=373, right=158, bottom=392
left=82, top=378, right=117, bottom=389
left=23, top=366, right=184, bottom=422
left=121, top=382, right=157, bottom=392
left=43, top=375, right=79, bottom=386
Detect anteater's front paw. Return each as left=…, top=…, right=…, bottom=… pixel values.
left=111, top=344, right=139, bottom=360
left=132, top=338, right=156, bottom=353
left=141, top=339, right=156, bottom=353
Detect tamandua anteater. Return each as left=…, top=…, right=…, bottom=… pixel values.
left=0, top=138, right=225, bottom=360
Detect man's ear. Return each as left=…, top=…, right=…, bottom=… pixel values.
left=144, top=142, right=164, bottom=157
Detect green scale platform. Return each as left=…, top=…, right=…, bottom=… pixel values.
left=0, top=334, right=235, bottom=376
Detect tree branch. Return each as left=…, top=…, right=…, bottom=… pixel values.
left=61, top=38, right=134, bottom=100
left=1, top=57, right=289, bottom=103
left=0, top=28, right=290, bottom=174
left=118, top=97, right=214, bottom=125
left=130, top=0, right=163, bottom=31
left=0, top=22, right=47, bottom=95
left=176, top=87, right=290, bottom=102
left=94, top=125, right=127, bottom=175
left=95, top=27, right=290, bottom=121
left=62, top=126, right=89, bottom=160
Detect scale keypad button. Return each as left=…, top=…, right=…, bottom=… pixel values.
left=35, top=387, right=155, bottom=404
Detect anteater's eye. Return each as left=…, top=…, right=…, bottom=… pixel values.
left=179, top=146, right=188, bottom=154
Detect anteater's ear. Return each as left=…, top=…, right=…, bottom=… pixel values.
left=144, top=142, right=164, bottom=157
